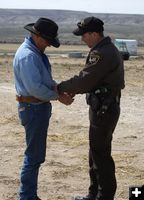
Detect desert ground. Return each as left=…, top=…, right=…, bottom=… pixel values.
left=0, top=45, right=144, bottom=200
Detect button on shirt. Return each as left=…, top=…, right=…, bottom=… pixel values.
left=13, top=37, right=58, bottom=101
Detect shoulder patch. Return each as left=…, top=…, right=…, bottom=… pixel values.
left=88, top=50, right=101, bottom=65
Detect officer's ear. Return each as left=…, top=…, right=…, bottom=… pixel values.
left=90, top=32, right=98, bottom=40
left=93, top=32, right=99, bottom=36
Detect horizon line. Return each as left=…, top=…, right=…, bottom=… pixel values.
left=0, top=7, right=144, bottom=16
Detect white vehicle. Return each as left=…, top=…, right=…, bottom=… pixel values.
left=114, top=39, right=138, bottom=56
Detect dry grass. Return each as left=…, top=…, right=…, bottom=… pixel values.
left=0, top=45, right=144, bottom=200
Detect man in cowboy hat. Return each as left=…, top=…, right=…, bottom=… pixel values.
left=13, top=17, right=73, bottom=200
left=58, top=16, right=125, bottom=200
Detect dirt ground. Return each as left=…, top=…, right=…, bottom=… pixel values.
left=0, top=52, right=144, bottom=200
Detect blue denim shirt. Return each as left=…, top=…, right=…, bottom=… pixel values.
left=13, top=37, right=58, bottom=101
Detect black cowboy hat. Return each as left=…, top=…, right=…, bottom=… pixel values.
left=73, top=16, right=104, bottom=36
left=24, top=17, right=60, bottom=48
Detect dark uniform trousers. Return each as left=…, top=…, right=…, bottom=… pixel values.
left=88, top=97, right=120, bottom=200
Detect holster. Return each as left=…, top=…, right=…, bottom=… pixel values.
left=86, top=93, right=100, bottom=111
left=86, top=90, right=120, bottom=115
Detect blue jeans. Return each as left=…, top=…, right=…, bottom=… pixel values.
left=18, top=102, right=52, bottom=200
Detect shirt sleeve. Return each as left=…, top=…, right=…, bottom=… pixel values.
left=19, top=54, right=58, bottom=101
left=57, top=52, right=109, bottom=94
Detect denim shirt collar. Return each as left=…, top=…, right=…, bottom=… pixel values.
left=25, top=36, right=43, bottom=56
left=24, top=36, right=51, bottom=72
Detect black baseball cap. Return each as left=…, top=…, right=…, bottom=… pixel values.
left=73, top=16, right=104, bottom=36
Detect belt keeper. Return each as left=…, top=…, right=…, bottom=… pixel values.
left=116, top=95, right=120, bottom=103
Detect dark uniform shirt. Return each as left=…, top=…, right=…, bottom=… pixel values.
left=58, top=36, right=125, bottom=95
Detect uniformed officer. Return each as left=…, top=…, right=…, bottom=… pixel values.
left=57, top=16, right=125, bottom=200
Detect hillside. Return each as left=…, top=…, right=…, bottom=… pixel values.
left=0, top=9, right=144, bottom=45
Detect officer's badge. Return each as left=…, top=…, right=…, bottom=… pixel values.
left=88, top=50, right=101, bottom=64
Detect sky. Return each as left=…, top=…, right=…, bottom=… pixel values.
left=0, top=0, right=144, bottom=15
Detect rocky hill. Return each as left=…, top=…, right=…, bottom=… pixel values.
left=0, top=9, right=144, bottom=45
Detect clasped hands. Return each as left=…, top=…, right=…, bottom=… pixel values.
left=58, top=92, right=74, bottom=105
left=54, top=84, right=74, bottom=105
